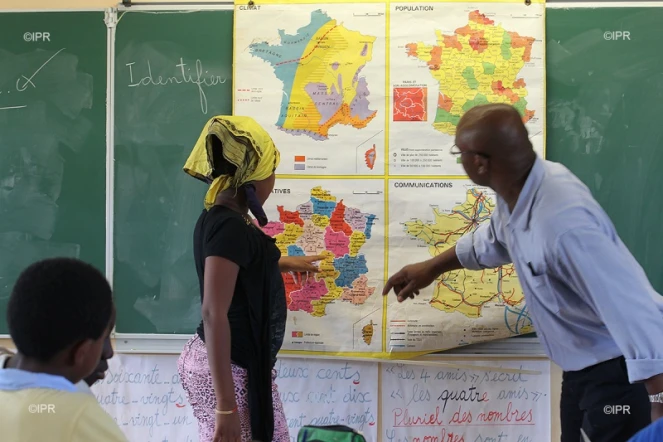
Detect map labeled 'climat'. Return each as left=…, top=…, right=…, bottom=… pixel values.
left=234, top=3, right=387, bottom=175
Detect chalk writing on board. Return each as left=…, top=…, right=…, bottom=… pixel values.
left=0, top=47, right=66, bottom=112
left=125, top=57, right=227, bottom=114
left=16, top=47, right=65, bottom=91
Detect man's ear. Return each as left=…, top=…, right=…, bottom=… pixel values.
left=69, top=339, right=96, bottom=367
left=474, top=155, right=490, bottom=176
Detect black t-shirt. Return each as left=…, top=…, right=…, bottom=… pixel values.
left=193, top=205, right=286, bottom=365
left=193, top=205, right=286, bottom=440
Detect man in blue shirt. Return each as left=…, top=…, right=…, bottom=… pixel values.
left=384, top=104, right=663, bottom=442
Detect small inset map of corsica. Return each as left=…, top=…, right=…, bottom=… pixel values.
left=248, top=10, right=378, bottom=140
left=263, top=186, right=378, bottom=317
left=362, top=320, right=375, bottom=345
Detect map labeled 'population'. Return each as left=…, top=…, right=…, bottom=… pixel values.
left=406, top=10, right=535, bottom=135
left=263, top=186, right=378, bottom=316
left=388, top=3, right=544, bottom=176
left=248, top=9, right=378, bottom=140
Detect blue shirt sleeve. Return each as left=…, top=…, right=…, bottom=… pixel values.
left=628, top=417, right=663, bottom=442
left=553, top=227, right=663, bottom=383
left=456, top=205, right=512, bottom=270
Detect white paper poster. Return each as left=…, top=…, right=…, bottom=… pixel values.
left=92, top=354, right=379, bottom=441
left=92, top=354, right=549, bottom=441
left=381, top=360, right=551, bottom=442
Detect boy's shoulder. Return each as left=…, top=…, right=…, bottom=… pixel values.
left=69, top=393, right=128, bottom=442
left=0, top=389, right=127, bottom=441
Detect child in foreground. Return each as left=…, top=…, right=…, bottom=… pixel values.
left=0, top=258, right=127, bottom=441
left=0, top=335, right=114, bottom=394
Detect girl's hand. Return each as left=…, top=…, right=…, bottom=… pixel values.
left=213, top=411, right=242, bottom=442
left=280, top=255, right=324, bottom=285
left=281, top=255, right=324, bottom=273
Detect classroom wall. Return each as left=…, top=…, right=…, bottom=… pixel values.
left=0, top=0, right=562, bottom=440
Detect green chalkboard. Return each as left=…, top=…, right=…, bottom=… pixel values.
left=546, top=8, right=663, bottom=293
left=510, top=7, right=663, bottom=342
left=0, top=12, right=107, bottom=334
left=113, top=10, right=233, bottom=334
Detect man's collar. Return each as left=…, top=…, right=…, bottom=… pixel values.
left=0, top=368, right=78, bottom=392
left=505, top=156, right=545, bottom=231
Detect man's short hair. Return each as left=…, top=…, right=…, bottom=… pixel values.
left=7, top=258, right=113, bottom=362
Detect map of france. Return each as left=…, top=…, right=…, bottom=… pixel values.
left=405, top=10, right=536, bottom=135
left=248, top=10, right=378, bottom=140
left=403, top=188, right=526, bottom=319
left=263, top=187, right=377, bottom=317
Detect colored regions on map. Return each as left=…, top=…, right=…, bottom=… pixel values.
left=393, top=87, right=428, bottom=121
left=263, top=187, right=378, bottom=318
left=403, top=188, right=531, bottom=333
left=405, top=10, right=536, bottom=136
left=248, top=10, right=378, bottom=140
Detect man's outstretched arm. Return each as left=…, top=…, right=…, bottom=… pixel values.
left=455, top=211, right=512, bottom=270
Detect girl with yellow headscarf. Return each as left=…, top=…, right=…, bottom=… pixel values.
left=177, top=116, right=322, bottom=442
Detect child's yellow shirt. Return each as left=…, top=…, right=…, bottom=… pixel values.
left=0, top=369, right=127, bottom=442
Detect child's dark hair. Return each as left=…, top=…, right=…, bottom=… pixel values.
left=7, top=258, right=113, bottom=362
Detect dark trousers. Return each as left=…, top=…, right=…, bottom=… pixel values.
left=561, top=357, right=651, bottom=442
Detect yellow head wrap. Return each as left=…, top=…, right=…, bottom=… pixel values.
left=183, top=116, right=280, bottom=210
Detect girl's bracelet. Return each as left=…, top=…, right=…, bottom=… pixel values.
left=215, top=406, right=238, bottom=415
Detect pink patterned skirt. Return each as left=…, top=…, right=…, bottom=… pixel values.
left=177, top=335, right=290, bottom=442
